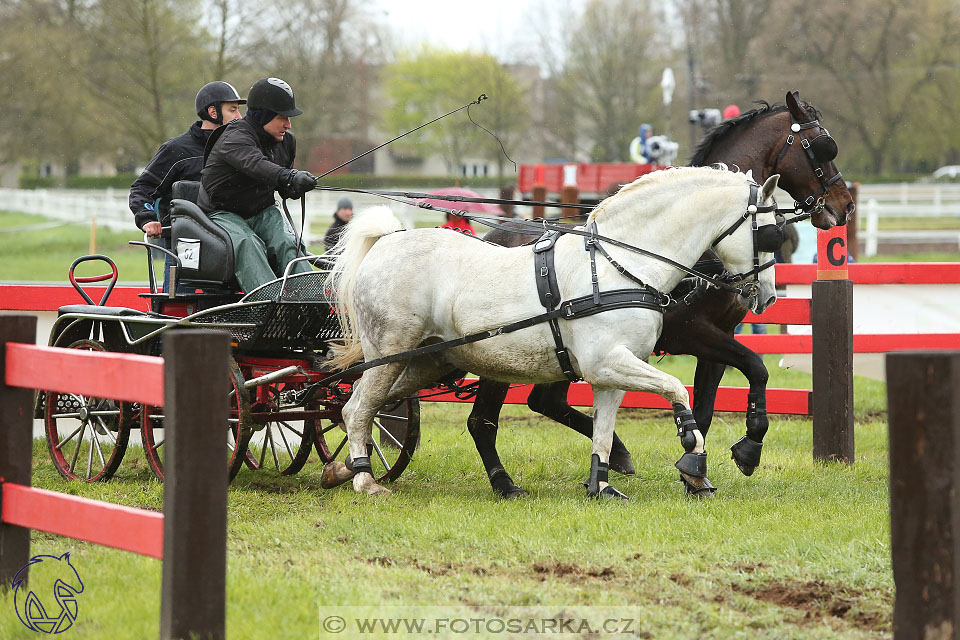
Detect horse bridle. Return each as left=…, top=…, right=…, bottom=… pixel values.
left=707, top=181, right=781, bottom=300
left=772, top=113, right=843, bottom=213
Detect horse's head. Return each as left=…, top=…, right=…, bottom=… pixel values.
left=774, top=91, right=855, bottom=229
left=710, top=173, right=781, bottom=315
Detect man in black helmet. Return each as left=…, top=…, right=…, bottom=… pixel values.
left=199, top=77, right=318, bottom=292
left=129, top=81, right=245, bottom=289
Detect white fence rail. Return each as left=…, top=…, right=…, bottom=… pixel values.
left=0, top=187, right=466, bottom=240
left=856, top=184, right=960, bottom=256
left=3, top=184, right=959, bottom=255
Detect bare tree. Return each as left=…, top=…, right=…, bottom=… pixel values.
left=562, top=0, right=668, bottom=161
left=761, top=0, right=960, bottom=174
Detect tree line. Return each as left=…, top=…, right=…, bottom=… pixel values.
left=2, top=0, right=958, bottom=181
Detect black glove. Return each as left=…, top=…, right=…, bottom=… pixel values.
left=283, top=170, right=317, bottom=199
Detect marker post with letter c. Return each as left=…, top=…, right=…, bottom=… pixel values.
left=811, top=224, right=854, bottom=463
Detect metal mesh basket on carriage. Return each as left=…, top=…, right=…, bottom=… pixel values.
left=190, top=271, right=342, bottom=352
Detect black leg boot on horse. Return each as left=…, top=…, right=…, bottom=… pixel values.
left=674, top=403, right=714, bottom=497
left=467, top=379, right=528, bottom=498
left=690, top=351, right=770, bottom=477
left=585, top=453, right=628, bottom=500
left=730, top=391, right=768, bottom=476
left=526, top=381, right=636, bottom=476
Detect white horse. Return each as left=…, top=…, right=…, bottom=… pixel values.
left=328, top=166, right=780, bottom=498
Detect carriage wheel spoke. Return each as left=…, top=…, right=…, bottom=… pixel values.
left=95, top=415, right=117, bottom=445
left=269, top=429, right=281, bottom=471
left=56, top=423, right=85, bottom=451
left=91, top=427, right=107, bottom=469
left=53, top=412, right=83, bottom=420
left=330, top=434, right=348, bottom=460
left=321, top=422, right=344, bottom=435
left=374, top=412, right=408, bottom=422
left=370, top=437, right=391, bottom=472
left=68, top=422, right=86, bottom=473
left=258, top=428, right=270, bottom=467
left=372, top=419, right=403, bottom=449
left=277, top=421, right=296, bottom=459
left=85, top=428, right=95, bottom=479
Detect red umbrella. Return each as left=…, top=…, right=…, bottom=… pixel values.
left=419, top=187, right=506, bottom=216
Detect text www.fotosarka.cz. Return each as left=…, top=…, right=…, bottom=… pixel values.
left=318, top=606, right=648, bottom=637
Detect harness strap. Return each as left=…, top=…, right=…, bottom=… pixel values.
left=302, top=288, right=664, bottom=401
left=533, top=230, right=579, bottom=381
left=586, top=223, right=668, bottom=304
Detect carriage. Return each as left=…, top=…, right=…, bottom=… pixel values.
left=38, top=182, right=420, bottom=484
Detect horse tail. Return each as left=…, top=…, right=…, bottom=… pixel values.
left=327, top=205, right=404, bottom=370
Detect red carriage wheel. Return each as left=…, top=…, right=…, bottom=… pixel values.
left=44, top=339, right=132, bottom=482
left=314, top=389, right=421, bottom=484
left=243, top=384, right=317, bottom=476
left=140, top=357, right=252, bottom=481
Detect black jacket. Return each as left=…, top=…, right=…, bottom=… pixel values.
left=198, top=114, right=297, bottom=218
left=323, top=213, right=349, bottom=251
left=129, top=121, right=211, bottom=232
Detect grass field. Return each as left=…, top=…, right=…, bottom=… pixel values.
left=0, top=356, right=893, bottom=639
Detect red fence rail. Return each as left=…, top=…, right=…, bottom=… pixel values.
left=0, top=316, right=229, bottom=640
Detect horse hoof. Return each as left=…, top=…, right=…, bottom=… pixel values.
left=733, top=459, right=757, bottom=477
left=353, top=472, right=391, bottom=496
left=680, top=473, right=716, bottom=498
left=678, top=471, right=705, bottom=489
left=490, top=469, right=527, bottom=499
left=590, top=485, right=629, bottom=501
left=609, top=450, right=636, bottom=476
left=320, top=461, right=354, bottom=489
left=730, top=436, right=762, bottom=476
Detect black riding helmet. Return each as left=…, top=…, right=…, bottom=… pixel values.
left=247, top=77, right=303, bottom=117
left=195, top=81, right=246, bottom=125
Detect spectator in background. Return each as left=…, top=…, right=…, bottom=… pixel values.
left=440, top=211, right=476, bottom=235
left=323, top=197, right=354, bottom=251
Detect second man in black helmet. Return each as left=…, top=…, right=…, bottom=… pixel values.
left=199, top=77, right=318, bottom=292
left=128, top=80, right=245, bottom=290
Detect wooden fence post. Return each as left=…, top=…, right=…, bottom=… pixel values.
left=886, top=351, right=960, bottom=639
left=0, top=315, right=38, bottom=587
left=160, top=329, right=230, bottom=640
left=811, top=224, right=855, bottom=463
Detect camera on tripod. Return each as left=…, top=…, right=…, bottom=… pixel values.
left=646, top=135, right=679, bottom=165
left=688, top=108, right=722, bottom=128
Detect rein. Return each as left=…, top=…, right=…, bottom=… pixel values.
left=298, top=180, right=775, bottom=397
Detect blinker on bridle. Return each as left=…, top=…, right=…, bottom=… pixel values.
left=772, top=114, right=843, bottom=213
left=710, top=181, right=780, bottom=298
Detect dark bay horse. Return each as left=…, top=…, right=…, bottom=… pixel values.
left=468, top=91, right=856, bottom=497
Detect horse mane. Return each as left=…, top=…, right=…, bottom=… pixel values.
left=585, top=164, right=742, bottom=224
left=688, top=100, right=824, bottom=167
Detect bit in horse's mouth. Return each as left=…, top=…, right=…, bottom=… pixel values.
left=823, top=203, right=841, bottom=228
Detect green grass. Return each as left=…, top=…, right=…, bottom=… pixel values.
left=0, top=359, right=893, bottom=639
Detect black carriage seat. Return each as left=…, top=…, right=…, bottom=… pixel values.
left=169, top=180, right=237, bottom=287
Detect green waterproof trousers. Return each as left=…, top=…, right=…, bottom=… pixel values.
left=208, top=204, right=312, bottom=292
